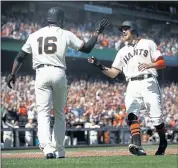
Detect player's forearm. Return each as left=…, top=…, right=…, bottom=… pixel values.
left=102, top=68, right=118, bottom=78
left=88, top=57, right=120, bottom=78
left=11, top=50, right=29, bottom=75
left=79, top=32, right=99, bottom=53
left=91, top=61, right=117, bottom=78
left=11, top=60, right=22, bottom=75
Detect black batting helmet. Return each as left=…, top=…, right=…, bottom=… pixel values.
left=119, top=21, right=138, bottom=36
left=47, top=7, right=66, bottom=24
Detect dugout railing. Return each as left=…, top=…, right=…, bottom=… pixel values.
left=1, top=127, right=178, bottom=150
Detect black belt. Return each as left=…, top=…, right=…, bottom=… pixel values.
left=130, top=74, right=153, bottom=81
left=36, top=64, right=64, bottom=70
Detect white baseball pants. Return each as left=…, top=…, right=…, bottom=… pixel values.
left=125, top=77, right=163, bottom=126
left=35, top=66, right=67, bottom=155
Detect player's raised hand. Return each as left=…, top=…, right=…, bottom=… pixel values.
left=138, top=63, right=150, bottom=72
left=88, top=56, right=101, bottom=67
left=95, top=19, right=109, bottom=34
left=7, top=74, right=16, bottom=89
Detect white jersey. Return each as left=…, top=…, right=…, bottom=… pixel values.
left=22, top=26, right=84, bottom=70
left=112, top=39, right=162, bottom=81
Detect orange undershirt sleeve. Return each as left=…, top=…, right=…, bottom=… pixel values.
left=155, top=56, right=166, bottom=69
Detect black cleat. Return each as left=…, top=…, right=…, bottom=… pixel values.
left=155, top=139, right=167, bottom=155
left=46, top=153, right=55, bottom=159
left=128, top=144, right=147, bottom=156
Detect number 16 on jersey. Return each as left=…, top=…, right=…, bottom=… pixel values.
left=37, top=36, right=57, bottom=54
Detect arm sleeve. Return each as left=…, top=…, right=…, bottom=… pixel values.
left=79, top=36, right=98, bottom=53
left=112, top=51, right=123, bottom=71
left=21, top=36, right=32, bottom=54
left=68, top=31, right=84, bottom=50
left=15, top=50, right=30, bottom=63
left=149, top=40, right=162, bottom=62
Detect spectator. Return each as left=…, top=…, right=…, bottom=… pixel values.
left=25, top=118, right=36, bottom=146
left=1, top=73, right=178, bottom=144
left=89, top=119, right=100, bottom=145
left=1, top=12, right=178, bottom=56
left=2, top=105, right=20, bottom=148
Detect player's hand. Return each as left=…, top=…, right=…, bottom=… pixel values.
left=138, top=63, right=150, bottom=72
left=7, top=74, right=16, bottom=89
left=95, top=19, right=109, bottom=34
left=88, top=56, right=101, bottom=67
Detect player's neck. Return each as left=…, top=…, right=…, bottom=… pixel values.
left=128, top=37, right=139, bottom=47
left=48, top=24, right=58, bottom=27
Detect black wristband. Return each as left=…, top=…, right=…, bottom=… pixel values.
left=99, top=64, right=106, bottom=71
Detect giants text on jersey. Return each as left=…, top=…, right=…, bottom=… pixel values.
left=112, top=39, right=162, bottom=81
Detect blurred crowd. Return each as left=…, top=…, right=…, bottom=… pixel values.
left=1, top=74, right=178, bottom=128
left=1, top=74, right=178, bottom=146
left=1, top=13, right=178, bottom=56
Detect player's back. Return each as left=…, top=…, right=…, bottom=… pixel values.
left=28, top=26, right=70, bottom=70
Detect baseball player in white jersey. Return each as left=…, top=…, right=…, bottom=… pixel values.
left=88, top=21, right=167, bottom=156
left=7, top=7, right=108, bottom=159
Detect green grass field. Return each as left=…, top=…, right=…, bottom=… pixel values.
left=2, top=155, right=178, bottom=168
left=2, top=145, right=178, bottom=168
